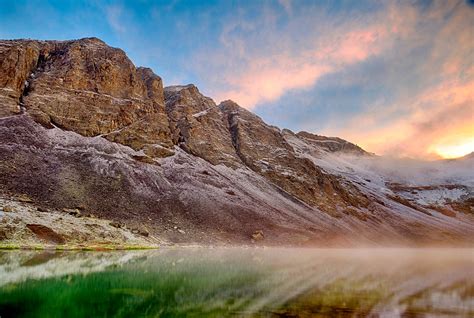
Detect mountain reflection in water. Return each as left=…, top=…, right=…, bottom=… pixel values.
left=0, top=248, right=473, bottom=317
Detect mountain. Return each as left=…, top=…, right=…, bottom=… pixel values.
left=0, top=38, right=472, bottom=247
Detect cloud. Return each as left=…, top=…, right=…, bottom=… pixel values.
left=213, top=58, right=332, bottom=108
left=211, top=28, right=385, bottom=107
left=292, top=1, right=474, bottom=159
left=278, top=0, right=293, bottom=15
left=105, top=5, right=126, bottom=34
left=195, top=2, right=408, bottom=109
left=329, top=78, right=474, bottom=159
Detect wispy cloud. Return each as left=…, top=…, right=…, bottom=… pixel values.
left=317, top=1, right=474, bottom=159
left=191, top=2, right=420, bottom=109
left=333, top=79, right=474, bottom=159
left=105, top=5, right=126, bottom=34
left=198, top=3, right=401, bottom=109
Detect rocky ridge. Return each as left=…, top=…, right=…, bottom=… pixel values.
left=0, top=38, right=473, bottom=247
left=0, top=38, right=173, bottom=158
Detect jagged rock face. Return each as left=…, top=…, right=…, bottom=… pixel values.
left=0, top=40, right=40, bottom=116
left=0, top=38, right=173, bottom=157
left=164, top=89, right=367, bottom=211
left=164, top=85, right=242, bottom=167
left=103, top=66, right=173, bottom=156
left=219, top=101, right=369, bottom=211
left=295, top=131, right=368, bottom=155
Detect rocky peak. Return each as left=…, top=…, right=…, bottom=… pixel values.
left=137, top=67, right=165, bottom=106
left=0, top=38, right=173, bottom=158
left=164, top=85, right=241, bottom=167
left=164, top=84, right=213, bottom=110
left=218, top=99, right=241, bottom=112
left=74, top=37, right=106, bottom=45
left=165, top=84, right=198, bottom=93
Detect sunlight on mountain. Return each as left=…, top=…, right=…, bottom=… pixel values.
left=432, top=139, right=474, bottom=159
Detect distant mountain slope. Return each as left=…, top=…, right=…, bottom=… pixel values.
left=292, top=130, right=370, bottom=155
left=0, top=38, right=472, bottom=247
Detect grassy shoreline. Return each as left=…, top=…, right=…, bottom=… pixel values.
left=0, top=243, right=159, bottom=251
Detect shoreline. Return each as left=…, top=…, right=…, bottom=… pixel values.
left=2, top=243, right=473, bottom=251
left=0, top=243, right=160, bottom=251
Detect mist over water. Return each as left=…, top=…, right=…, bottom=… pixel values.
left=0, top=248, right=473, bottom=317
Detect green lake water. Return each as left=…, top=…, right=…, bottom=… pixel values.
left=0, top=248, right=473, bottom=317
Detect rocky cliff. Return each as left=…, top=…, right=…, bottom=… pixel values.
left=1, top=38, right=473, bottom=247
left=0, top=38, right=173, bottom=158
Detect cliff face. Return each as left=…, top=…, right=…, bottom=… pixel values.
left=164, top=85, right=241, bottom=167
left=0, top=38, right=472, bottom=247
left=219, top=100, right=370, bottom=212
left=0, top=38, right=173, bottom=158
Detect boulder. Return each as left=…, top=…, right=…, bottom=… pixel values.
left=251, top=230, right=264, bottom=241
left=139, top=228, right=149, bottom=237
left=63, top=208, right=81, bottom=217
left=18, top=195, right=33, bottom=203
left=26, top=224, right=65, bottom=244
left=109, top=222, right=121, bottom=228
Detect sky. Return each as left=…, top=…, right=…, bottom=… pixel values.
left=0, top=0, right=473, bottom=159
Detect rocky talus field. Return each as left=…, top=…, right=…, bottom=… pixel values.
left=0, top=38, right=473, bottom=248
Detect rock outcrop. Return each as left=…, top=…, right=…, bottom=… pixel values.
left=219, top=100, right=369, bottom=211
left=0, top=38, right=173, bottom=158
left=295, top=131, right=369, bottom=155
left=164, top=85, right=241, bottom=167
left=0, top=40, right=40, bottom=116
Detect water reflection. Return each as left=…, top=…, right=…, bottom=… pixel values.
left=0, top=248, right=473, bottom=317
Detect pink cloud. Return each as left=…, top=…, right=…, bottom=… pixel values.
left=214, top=59, right=332, bottom=108
left=212, top=21, right=394, bottom=109
left=314, top=30, right=383, bottom=64
left=200, top=1, right=423, bottom=110
left=312, top=1, right=474, bottom=159
left=327, top=79, right=474, bottom=159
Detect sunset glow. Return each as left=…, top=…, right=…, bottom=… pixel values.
left=432, top=139, right=474, bottom=159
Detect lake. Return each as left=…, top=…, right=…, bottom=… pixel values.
left=0, top=248, right=473, bottom=317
